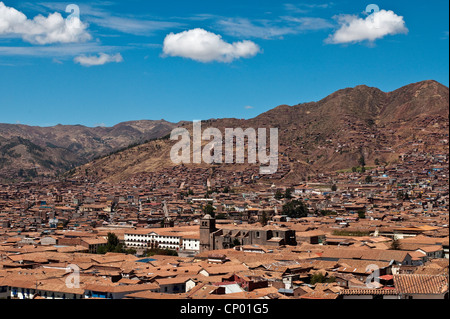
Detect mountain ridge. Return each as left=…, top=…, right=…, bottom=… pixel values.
left=0, top=119, right=182, bottom=181
left=67, top=80, right=449, bottom=184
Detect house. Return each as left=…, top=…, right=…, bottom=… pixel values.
left=319, top=248, right=414, bottom=266
left=221, top=273, right=268, bottom=292
left=5, top=277, right=85, bottom=300
left=155, top=276, right=190, bottom=294
left=296, top=230, right=326, bottom=245
left=393, top=274, right=449, bottom=299
left=416, top=245, right=444, bottom=260
left=80, top=238, right=107, bottom=254
left=339, top=288, right=400, bottom=300
left=84, top=282, right=159, bottom=299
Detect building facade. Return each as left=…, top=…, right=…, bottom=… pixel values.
left=199, top=214, right=297, bottom=253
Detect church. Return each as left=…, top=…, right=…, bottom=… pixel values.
left=199, top=214, right=297, bottom=253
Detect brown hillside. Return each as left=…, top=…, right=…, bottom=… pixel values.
left=69, top=80, right=449, bottom=184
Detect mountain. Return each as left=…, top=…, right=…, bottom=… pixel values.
left=0, top=120, right=180, bottom=181
left=68, top=80, right=449, bottom=184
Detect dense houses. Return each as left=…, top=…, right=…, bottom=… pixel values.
left=0, top=146, right=448, bottom=300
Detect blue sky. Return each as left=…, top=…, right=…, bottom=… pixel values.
left=0, top=0, right=448, bottom=127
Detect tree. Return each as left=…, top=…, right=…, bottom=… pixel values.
left=358, top=156, right=366, bottom=168
left=274, top=189, right=283, bottom=200
left=365, top=175, right=373, bottom=183
left=106, top=232, right=122, bottom=252
left=397, top=191, right=409, bottom=201
left=146, top=248, right=178, bottom=257
left=357, top=210, right=366, bottom=219
left=282, top=199, right=308, bottom=219
left=231, top=238, right=241, bottom=248
left=331, top=184, right=337, bottom=192
left=203, top=204, right=215, bottom=217
left=98, top=232, right=127, bottom=254
left=390, top=237, right=402, bottom=250
left=366, top=119, right=375, bottom=127
left=284, top=188, right=294, bottom=199
left=310, top=272, right=325, bottom=285
left=310, top=272, right=336, bottom=285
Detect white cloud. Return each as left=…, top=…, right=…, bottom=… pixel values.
left=74, top=52, right=123, bottom=67
left=162, top=28, right=260, bottom=63
left=282, top=17, right=334, bottom=31
left=218, top=17, right=333, bottom=39
left=326, top=9, right=408, bottom=44
left=0, top=43, right=119, bottom=58
left=0, top=1, right=91, bottom=45
left=89, top=14, right=182, bottom=36
left=32, top=2, right=183, bottom=36
left=284, top=3, right=333, bottom=14
left=218, top=18, right=295, bottom=39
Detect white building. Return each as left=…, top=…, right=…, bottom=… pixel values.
left=124, top=226, right=200, bottom=253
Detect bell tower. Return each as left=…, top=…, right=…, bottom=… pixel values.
left=162, top=201, right=174, bottom=228
left=200, top=214, right=216, bottom=252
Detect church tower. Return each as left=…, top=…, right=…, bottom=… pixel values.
left=200, top=214, right=216, bottom=252
left=162, top=201, right=174, bottom=228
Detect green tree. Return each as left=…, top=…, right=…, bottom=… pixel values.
left=358, top=156, right=366, bottom=167
left=331, top=184, right=337, bottom=192
left=203, top=204, right=215, bottom=217
left=231, top=238, right=241, bottom=248
left=108, top=232, right=123, bottom=252
left=282, top=199, right=308, bottom=219
left=310, top=272, right=325, bottom=285
left=397, top=191, right=409, bottom=201
left=274, top=189, right=283, bottom=200
left=320, top=210, right=336, bottom=216
left=357, top=210, right=366, bottom=219
left=98, top=232, right=126, bottom=254
left=146, top=248, right=178, bottom=256
left=284, top=188, right=294, bottom=199
left=365, top=175, right=373, bottom=183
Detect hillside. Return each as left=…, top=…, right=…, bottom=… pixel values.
left=41, top=80, right=450, bottom=183
left=0, top=120, right=180, bottom=181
